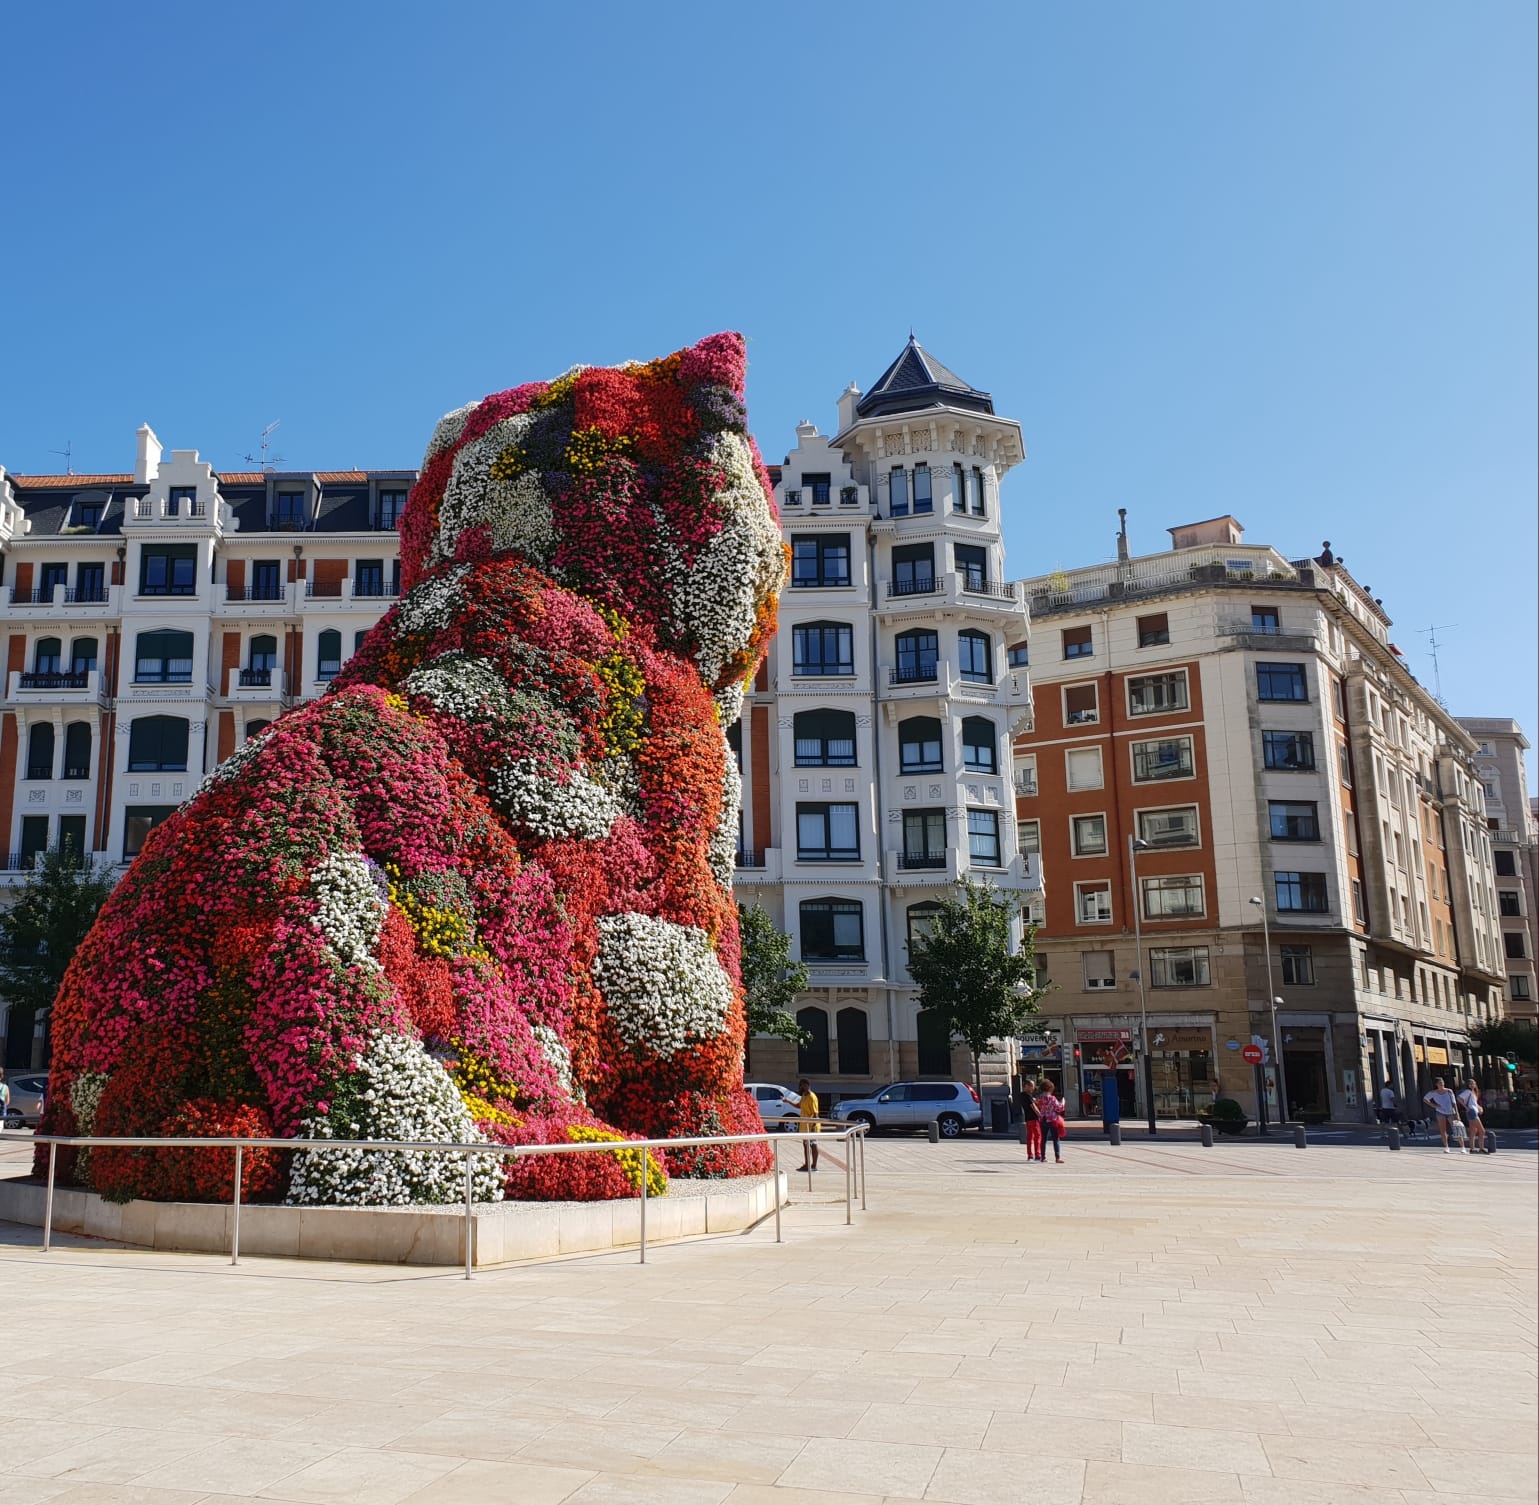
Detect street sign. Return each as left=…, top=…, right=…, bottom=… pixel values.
left=1242, top=1044, right=1264, bottom=1065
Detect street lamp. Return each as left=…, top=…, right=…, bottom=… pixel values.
left=1248, top=895, right=1290, bottom=1127
left=1129, top=835, right=1156, bottom=1136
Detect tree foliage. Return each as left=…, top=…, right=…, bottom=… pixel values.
left=737, top=902, right=810, bottom=1045
left=0, top=846, right=116, bottom=1022
left=907, top=879, right=1045, bottom=1065
left=1472, top=1017, right=1539, bottom=1063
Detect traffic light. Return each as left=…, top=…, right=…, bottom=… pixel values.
left=1504, top=1052, right=1519, bottom=1073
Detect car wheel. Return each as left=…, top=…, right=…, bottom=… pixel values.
left=847, top=1111, right=876, bottom=1131
left=936, top=1113, right=963, bottom=1139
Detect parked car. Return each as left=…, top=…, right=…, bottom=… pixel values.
left=745, top=1082, right=803, bottom=1127
left=833, top=1081, right=982, bottom=1137
left=2, top=1071, right=47, bottom=1127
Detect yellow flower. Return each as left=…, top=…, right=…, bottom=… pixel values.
left=567, top=1124, right=667, bottom=1196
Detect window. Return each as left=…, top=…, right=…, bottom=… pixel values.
left=906, top=901, right=941, bottom=950
left=952, top=462, right=967, bottom=513
left=1075, top=881, right=1112, bottom=924
left=898, top=716, right=943, bottom=773
left=1513, top=975, right=1533, bottom=1001
left=1280, top=945, right=1316, bottom=985
left=140, top=545, right=198, bottom=596
left=1276, top=871, right=1330, bottom=913
left=725, top=720, right=742, bottom=772
left=128, top=716, right=190, bottom=772
left=1499, top=890, right=1522, bottom=917
left=317, top=630, right=342, bottom=682
left=1337, top=741, right=1353, bottom=786
left=1150, top=946, right=1211, bottom=987
left=1007, top=643, right=1030, bottom=668
left=19, top=815, right=49, bottom=865
left=134, top=629, right=194, bottom=683
left=378, top=489, right=407, bottom=529
left=123, top=805, right=176, bottom=859
left=40, top=563, right=68, bottom=597
left=895, top=629, right=939, bottom=683
left=1018, top=819, right=1041, bottom=854
left=1066, top=746, right=1104, bottom=791
left=1127, top=671, right=1189, bottom=716
left=25, top=724, right=54, bottom=780
left=1062, top=625, right=1093, bottom=659
left=70, top=638, right=98, bottom=673
left=1505, top=933, right=1527, bottom=960
left=801, top=472, right=831, bottom=507
left=800, top=898, right=864, bottom=960
left=355, top=559, right=385, bottom=597
left=797, top=802, right=859, bottom=861
left=837, top=1007, right=870, bottom=1075
left=1269, top=801, right=1320, bottom=841
left=166, top=485, right=197, bottom=517
left=1071, top=814, right=1107, bottom=857
left=248, top=634, right=278, bottom=673
left=75, top=563, right=105, bottom=602
left=961, top=717, right=996, bottom=773
left=1142, top=874, right=1205, bottom=918
left=1494, top=851, right=1518, bottom=877
left=792, top=622, right=854, bottom=677
left=245, top=719, right=271, bottom=742
left=1137, top=806, right=1199, bottom=847
left=891, top=543, right=935, bottom=595
left=902, top=810, right=947, bottom=869
left=1064, top=683, right=1098, bottom=725
left=954, top=543, right=987, bottom=592
left=34, top=637, right=62, bottom=674
left=791, top=535, right=850, bottom=588
left=58, top=814, right=87, bottom=860
left=1351, top=879, right=1366, bottom=924
left=967, top=810, right=1001, bottom=866
left=62, top=722, right=92, bottom=779
left=1331, top=677, right=1347, bottom=720
left=1132, top=736, right=1194, bottom=782
left=275, top=491, right=306, bottom=528
left=249, top=560, right=283, bottom=601
left=910, top=463, right=932, bottom=514
left=1251, top=605, right=1280, bottom=633
left=793, top=709, right=856, bottom=767
left=1257, top=662, right=1308, bottom=702
left=74, top=499, right=104, bottom=529
left=970, top=466, right=986, bottom=517
left=1016, top=754, right=1037, bottom=796
left=1262, top=730, right=1315, bottom=771
left=797, top=1007, right=830, bottom=1073
left=958, top=630, right=992, bottom=684
left=1137, top=613, right=1170, bottom=647
left=1082, top=950, right=1116, bottom=989
left=889, top=466, right=909, bottom=515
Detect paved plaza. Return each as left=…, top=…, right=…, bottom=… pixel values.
left=1, top=1131, right=1535, bottom=1505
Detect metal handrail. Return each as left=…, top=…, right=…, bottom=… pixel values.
left=6, top=1121, right=868, bottom=1279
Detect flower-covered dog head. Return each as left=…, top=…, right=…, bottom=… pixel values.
left=399, top=332, right=784, bottom=691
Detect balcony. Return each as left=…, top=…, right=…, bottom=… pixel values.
left=885, top=577, right=942, bottom=601
left=1026, top=545, right=1306, bottom=616
left=7, top=668, right=103, bottom=703
left=732, top=847, right=781, bottom=883
left=876, top=571, right=1026, bottom=619
left=9, top=584, right=116, bottom=611
left=1013, top=769, right=1038, bottom=796
left=735, top=848, right=765, bottom=869
left=897, top=851, right=947, bottom=872
left=1216, top=619, right=1320, bottom=652
left=225, top=583, right=291, bottom=607
left=303, top=579, right=401, bottom=607
left=227, top=667, right=290, bottom=700
left=889, top=664, right=940, bottom=688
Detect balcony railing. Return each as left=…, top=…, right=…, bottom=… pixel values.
left=886, top=577, right=940, bottom=599
left=1, top=852, right=45, bottom=872
left=226, top=584, right=287, bottom=603
left=958, top=577, right=1016, bottom=601
left=890, top=665, right=940, bottom=686
left=353, top=582, right=401, bottom=599
left=1014, top=770, right=1038, bottom=796
left=238, top=668, right=273, bottom=688
left=735, top=849, right=765, bottom=869
left=18, top=671, right=89, bottom=691
left=66, top=586, right=110, bottom=604
left=898, top=852, right=947, bottom=871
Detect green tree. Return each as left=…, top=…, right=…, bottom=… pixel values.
left=907, top=878, right=1046, bottom=1100
left=737, top=902, right=810, bottom=1045
left=0, top=845, right=115, bottom=1063
left=1472, top=1018, right=1539, bottom=1065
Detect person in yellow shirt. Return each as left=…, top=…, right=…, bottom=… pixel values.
left=797, top=1078, right=820, bottom=1171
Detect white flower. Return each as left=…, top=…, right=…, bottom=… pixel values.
left=707, top=742, right=742, bottom=892
left=490, top=759, right=622, bottom=841
left=534, top=1024, right=579, bottom=1101
left=309, top=851, right=387, bottom=970
left=423, top=400, right=476, bottom=463
left=287, top=1033, right=504, bottom=1207
left=396, top=565, right=469, bottom=637
left=593, top=912, right=734, bottom=1057
left=403, top=653, right=518, bottom=721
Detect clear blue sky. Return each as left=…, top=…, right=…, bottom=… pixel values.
left=2, top=2, right=1533, bottom=757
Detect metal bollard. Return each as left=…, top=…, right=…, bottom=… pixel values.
left=927, top=1120, right=940, bottom=1144
left=231, top=1144, right=243, bottom=1266
left=638, top=1150, right=648, bottom=1264
left=463, top=1151, right=475, bottom=1281
left=1387, top=1127, right=1401, bottom=1150
left=1199, top=1123, right=1214, bottom=1148
left=1018, top=1120, right=1029, bottom=1146
left=772, top=1136, right=782, bottom=1242
left=1108, top=1123, right=1122, bottom=1146
left=1293, top=1124, right=1307, bottom=1148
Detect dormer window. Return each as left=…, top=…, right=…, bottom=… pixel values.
left=74, top=500, right=104, bottom=529
left=275, top=491, right=306, bottom=530
left=378, top=489, right=407, bottom=529
left=167, top=486, right=197, bottom=518
left=801, top=473, right=831, bottom=507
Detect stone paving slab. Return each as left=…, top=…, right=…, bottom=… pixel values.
left=0, top=1135, right=1534, bottom=1504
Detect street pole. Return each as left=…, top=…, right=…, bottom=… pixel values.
left=1250, top=895, right=1290, bottom=1126
left=1129, top=835, right=1155, bottom=1136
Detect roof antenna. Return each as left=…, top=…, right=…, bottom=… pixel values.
left=1417, top=623, right=1458, bottom=706
left=242, top=420, right=285, bottom=473
left=49, top=441, right=74, bottom=476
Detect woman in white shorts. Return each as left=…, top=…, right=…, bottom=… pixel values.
left=1423, top=1078, right=1461, bottom=1152
left=1457, top=1078, right=1486, bottom=1153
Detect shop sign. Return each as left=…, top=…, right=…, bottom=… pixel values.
left=1148, top=1027, right=1214, bottom=1052
left=1076, top=1027, right=1133, bottom=1044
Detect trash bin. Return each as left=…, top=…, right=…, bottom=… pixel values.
left=989, top=1097, right=1010, bottom=1134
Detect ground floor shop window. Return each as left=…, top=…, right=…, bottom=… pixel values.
left=1151, top=1050, right=1217, bottom=1117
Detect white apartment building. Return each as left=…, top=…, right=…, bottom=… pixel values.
left=1015, top=519, right=1507, bottom=1123
left=0, top=427, right=412, bottom=1066
left=1458, top=718, right=1538, bottom=1021
left=734, top=339, right=1036, bottom=1089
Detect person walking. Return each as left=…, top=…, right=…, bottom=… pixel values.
left=0, top=1068, right=10, bottom=1128
left=1458, top=1077, right=1487, bottom=1154
left=1020, top=1078, right=1044, bottom=1162
left=1377, top=1080, right=1400, bottom=1128
left=1423, top=1077, right=1461, bottom=1153
left=1036, top=1082, right=1066, bottom=1164
left=796, top=1078, right=820, bottom=1171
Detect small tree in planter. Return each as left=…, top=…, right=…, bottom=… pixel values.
left=1197, top=1097, right=1249, bottom=1136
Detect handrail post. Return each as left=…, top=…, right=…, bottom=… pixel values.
left=638, top=1150, right=648, bottom=1265
left=859, top=1126, right=867, bottom=1211
left=463, top=1150, right=474, bottom=1280
left=231, top=1143, right=243, bottom=1265
left=42, top=1141, right=57, bottom=1253
left=772, top=1135, right=782, bottom=1244
left=845, top=1130, right=853, bottom=1225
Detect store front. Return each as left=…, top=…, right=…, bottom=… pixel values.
left=1280, top=1025, right=1330, bottom=1118
left=1148, top=1026, right=1218, bottom=1118
left=1017, top=1031, right=1065, bottom=1101
left=1074, top=1028, right=1135, bottom=1119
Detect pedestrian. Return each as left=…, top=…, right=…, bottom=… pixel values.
left=1020, top=1078, right=1044, bottom=1162
left=1423, top=1077, right=1461, bottom=1153
left=796, top=1078, right=819, bottom=1171
left=1377, top=1080, right=1400, bottom=1127
left=1036, top=1082, right=1066, bottom=1164
left=0, top=1068, right=10, bottom=1128
left=1458, top=1077, right=1486, bottom=1154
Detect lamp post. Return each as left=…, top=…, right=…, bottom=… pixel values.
left=1248, top=895, right=1290, bottom=1126
left=1128, top=835, right=1156, bottom=1136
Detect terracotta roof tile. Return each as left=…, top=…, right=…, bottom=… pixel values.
left=10, top=474, right=133, bottom=487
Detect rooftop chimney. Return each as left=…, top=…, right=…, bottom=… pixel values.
left=836, top=382, right=861, bottom=434
left=1116, top=508, right=1130, bottom=564
left=135, top=424, right=162, bottom=484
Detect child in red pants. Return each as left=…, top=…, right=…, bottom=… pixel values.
left=1021, top=1079, right=1044, bottom=1161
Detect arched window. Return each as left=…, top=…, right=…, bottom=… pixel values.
left=134, top=630, right=194, bottom=684
left=894, top=629, right=938, bottom=683
left=797, top=1006, right=830, bottom=1075
left=245, top=719, right=271, bottom=743
left=794, top=709, right=856, bottom=767
left=906, top=901, right=942, bottom=952
left=248, top=634, right=278, bottom=670
left=917, top=1009, right=954, bottom=1076
left=316, top=629, right=342, bottom=681
left=34, top=637, right=61, bottom=674
left=958, top=630, right=992, bottom=684
left=128, top=715, right=189, bottom=772
left=836, top=1007, right=870, bottom=1075
left=63, top=722, right=92, bottom=779
left=961, top=716, right=997, bottom=774
left=70, top=637, right=98, bottom=673
left=898, top=716, right=942, bottom=773
left=26, top=723, right=54, bottom=780
left=800, top=897, right=864, bottom=960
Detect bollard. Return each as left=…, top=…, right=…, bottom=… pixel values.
left=1293, top=1124, right=1307, bottom=1148
left=1108, top=1123, right=1122, bottom=1147
left=1018, top=1120, right=1029, bottom=1146
left=1200, top=1123, right=1214, bottom=1148
left=1387, top=1127, right=1401, bottom=1150
left=927, top=1120, right=940, bottom=1144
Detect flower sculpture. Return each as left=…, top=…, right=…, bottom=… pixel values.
left=38, top=333, right=785, bottom=1206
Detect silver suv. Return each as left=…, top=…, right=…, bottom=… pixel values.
left=834, top=1081, right=981, bottom=1137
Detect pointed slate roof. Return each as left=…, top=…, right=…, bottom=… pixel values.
left=854, top=335, right=995, bottom=419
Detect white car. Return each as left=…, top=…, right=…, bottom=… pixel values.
left=2, top=1071, right=47, bottom=1127
left=745, top=1082, right=802, bottom=1127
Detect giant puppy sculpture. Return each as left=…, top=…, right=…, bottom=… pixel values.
left=40, top=333, right=786, bottom=1205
